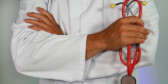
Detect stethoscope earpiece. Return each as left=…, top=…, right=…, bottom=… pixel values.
left=141, top=1, right=147, bottom=6
left=110, top=4, right=116, bottom=8
left=110, top=1, right=147, bottom=9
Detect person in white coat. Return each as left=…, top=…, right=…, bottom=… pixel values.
left=11, top=0, right=159, bottom=84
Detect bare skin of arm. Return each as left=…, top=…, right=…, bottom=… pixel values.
left=24, top=7, right=149, bottom=61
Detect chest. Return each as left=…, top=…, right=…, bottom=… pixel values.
left=48, top=0, right=138, bottom=35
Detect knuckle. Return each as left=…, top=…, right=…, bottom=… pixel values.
left=40, top=8, right=45, bottom=12
left=32, top=13, right=38, bottom=17
left=146, top=29, right=149, bottom=34
left=142, top=39, right=145, bottom=43
left=27, top=19, right=32, bottom=22
left=135, top=39, right=139, bottom=43
left=142, top=28, right=147, bottom=34
left=34, top=20, right=41, bottom=24
left=25, top=19, right=30, bottom=22
left=141, top=19, right=144, bottom=25
left=30, top=12, right=35, bottom=15
left=135, top=39, right=144, bottom=43
left=119, top=24, right=126, bottom=30
left=138, top=19, right=143, bottom=24
left=42, top=14, right=48, bottom=18
left=31, top=13, right=41, bottom=18
left=34, top=14, right=40, bottom=18
left=138, top=32, right=141, bottom=38
left=118, top=18, right=125, bottom=23
left=131, top=16, right=137, bottom=19
left=145, top=28, right=148, bottom=32
left=133, top=16, right=138, bottom=18
left=120, top=43, right=125, bottom=47
left=31, top=25, right=35, bottom=27
left=135, top=33, right=139, bottom=38
left=120, top=38, right=126, bottom=46
left=141, top=35, right=145, bottom=39
left=119, top=31, right=124, bottom=37
left=140, top=34, right=144, bottom=39
left=48, top=12, right=52, bottom=16
left=32, top=25, right=37, bottom=29
left=119, top=39, right=123, bottom=45
left=144, top=35, right=147, bottom=39
left=142, top=34, right=146, bottom=39
left=38, top=13, right=44, bottom=17
left=121, top=44, right=126, bottom=47
left=137, top=26, right=141, bottom=31
left=140, top=39, right=144, bottom=43
left=44, top=11, right=52, bottom=17
left=119, top=36, right=124, bottom=42
left=137, top=18, right=144, bottom=26
left=137, top=18, right=140, bottom=22
left=40, top=10, right=47, bottom=15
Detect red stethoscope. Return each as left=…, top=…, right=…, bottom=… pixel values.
left=110, top=0, right=147, bottom=83
left=119, top=0, right=142, bottom=76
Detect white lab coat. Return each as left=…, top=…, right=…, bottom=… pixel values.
left=11, top=0, right=159, bottom=84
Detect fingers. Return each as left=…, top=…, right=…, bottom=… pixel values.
left=28, top=25, right=46, bottom=31
left=123, top=24, right=149, bottom=35
left=37, top=7, right=56, bottom=23
left=27, top=12, right=52, bottom=25
left=125, top=38, right=145, bottom=45
left=119, top=16, right=144, bottom=27
left=26, top=7, right=56, bottom=25
left=24, top=19, right=49, bottom=29
left=123, top=31, right=147, bottom=39
left=120, top=37, right=145, bottom=46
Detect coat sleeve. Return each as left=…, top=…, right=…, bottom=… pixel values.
left=11, top=0, right=89, bottom=82
left=134, top=0, right=159, bottom=68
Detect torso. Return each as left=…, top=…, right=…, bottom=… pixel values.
left=38, top=0, right=140, bottom=84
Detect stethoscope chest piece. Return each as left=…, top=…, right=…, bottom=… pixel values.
left=121, top=75, right=136, bottom=84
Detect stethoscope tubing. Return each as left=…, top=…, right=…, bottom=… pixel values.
left=119, top=0, right=142, bottom=76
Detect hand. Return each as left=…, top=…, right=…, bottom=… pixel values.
left=24, top=7, right=63, bottom=35
left=99, top=16, right=150, bottom=51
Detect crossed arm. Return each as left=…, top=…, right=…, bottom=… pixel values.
left=24, top=7, right=149, bottom=60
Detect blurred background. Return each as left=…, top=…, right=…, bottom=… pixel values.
left=0, top=0, right=167, bottom=84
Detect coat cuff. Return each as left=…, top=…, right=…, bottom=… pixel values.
left=75, top=34, right=92, bottom=81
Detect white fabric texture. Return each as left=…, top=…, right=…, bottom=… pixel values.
left=11, top=0, right=159, bottom=84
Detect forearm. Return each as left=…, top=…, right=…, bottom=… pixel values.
left=86, top=32, right=106, bottom=60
